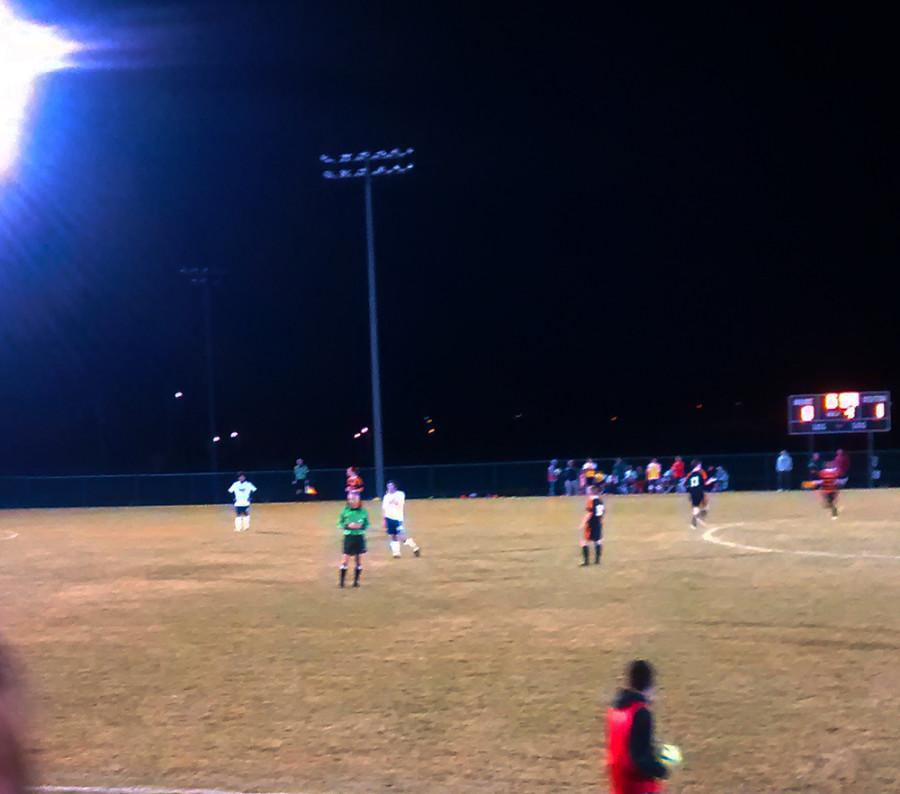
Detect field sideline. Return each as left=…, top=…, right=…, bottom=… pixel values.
left=2, top=491, right=900, bottom=793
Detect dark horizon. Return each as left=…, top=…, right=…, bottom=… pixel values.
left=1, top=2, right=897, bottom=476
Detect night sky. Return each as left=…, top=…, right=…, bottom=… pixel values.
left=1, top=2, right=897, bottom=475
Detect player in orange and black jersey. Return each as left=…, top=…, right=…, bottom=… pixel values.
left=815, top=462, right=841, bottom=519
left=345, top=466, right=364, bottom=497
left=580, top=485, right=605, bottom=566
left=685, top=460, right=714, bottom=528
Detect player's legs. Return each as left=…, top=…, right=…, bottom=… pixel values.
left=594, top=538, right=602, bottom=564
left=353, top=552, right=364, bottom=586
left=242, top=508, right=251, bottom=531
left=386, top=519, right=401, bottom=557
left=339, top=552, right=350, bottom=587
left=579, top=538, right=590, bottom=566
left=400, top=525, right=421, bottom=556
left=234, top=507, right=242, bottom=532
left=690, top=494, right=703, bottom=527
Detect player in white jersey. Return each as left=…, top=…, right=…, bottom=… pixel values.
left=382, top=481, right=421, bottom=558
left=227, top=472, right=257, bottom=532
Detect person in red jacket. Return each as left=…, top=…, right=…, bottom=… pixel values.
left=606, top=660, right=673, bottom=794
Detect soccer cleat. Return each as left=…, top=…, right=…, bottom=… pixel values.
left=691, top=516, right=698, bottom=528
left=580, top=561, right=589, bottom=567
left=392, top=553, right=401, bottom=559
left=414, top=547, right=421, bottom=557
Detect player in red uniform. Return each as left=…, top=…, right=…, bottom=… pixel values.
left=345, top=466, right=364, bottom=497
left=580, top=485, right=604, bottom=566
left=606, top=660, right=677, bottom=794
left=815, top=461, right=841, bottom=519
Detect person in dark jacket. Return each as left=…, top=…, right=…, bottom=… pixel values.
left=606, top=660, right=675, bottom=794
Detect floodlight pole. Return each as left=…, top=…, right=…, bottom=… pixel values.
left=320, top=148, right=414, bottom=499
left=362, top=171, right=385, bottom=499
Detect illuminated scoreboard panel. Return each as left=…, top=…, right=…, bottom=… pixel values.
left=788, top=391, right=892, bottom=435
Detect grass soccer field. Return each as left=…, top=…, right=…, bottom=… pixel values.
left=2, top=491, right=900, bottom=793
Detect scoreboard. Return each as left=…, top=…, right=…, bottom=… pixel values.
left=788, top=391, right=892, bottom=435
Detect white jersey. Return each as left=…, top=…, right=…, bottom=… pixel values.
left=382, top=489, right=406, bottom=522
left=228, top=480, right=257, bottom=507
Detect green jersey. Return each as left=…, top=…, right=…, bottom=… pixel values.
left=293, top=464, right=309, bottom=481
left=338, top=506, right=369, bottom=536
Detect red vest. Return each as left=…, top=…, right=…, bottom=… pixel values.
left=607, top=701, right=663, bottom=794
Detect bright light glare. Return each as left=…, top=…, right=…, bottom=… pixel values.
left=229, top=431, right=238, bottom=439
left=0, top=1, right=79, bottom=175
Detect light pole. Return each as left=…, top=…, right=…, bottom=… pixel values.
left=320, top=148, right=414, bottom=498
left=179, top=267, right=222, bottom=497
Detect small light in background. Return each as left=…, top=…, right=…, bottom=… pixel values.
left=427, top=428, right=436, bottom=435
left=230, top=431, right=239, bottom=439
left=610, top=416, right=618, bottom=422
left=695, top=403, right=703, bottom=410
left=353, top=432, right=362, bottom=439
left=174, top=391, right=184, bottom=399
left=212, top=435, right=221, bottom=443
left=360, top=427, right=369, bottom=434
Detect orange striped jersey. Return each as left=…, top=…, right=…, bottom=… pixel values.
left=818, top=467, right=840, bottom=494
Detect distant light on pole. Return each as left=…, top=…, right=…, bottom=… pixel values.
left=174, top=391, right=184, bottom=399
left=353, top=432, right=362, bottom=439
left=320, top=146, right=414, bottom=499
left=360, top=427, right=369, bottom=434
left=212, top=435, right=221, bottom=443
left=229, top=431, right=239, bottom=439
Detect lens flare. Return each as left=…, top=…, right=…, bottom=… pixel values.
left=0, top=1, right=79, bottom=175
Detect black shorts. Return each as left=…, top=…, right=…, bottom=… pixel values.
left=234, top=505, right=250, bottom=516
left=824, top=491, right=837, bottom=504
left=584, top=521, right=602, bottom=542
left=385, top=518, right=403, bottom=536
left=689, top=492, right=705, bottom=508
left=343, top=534, right=367, bottom=556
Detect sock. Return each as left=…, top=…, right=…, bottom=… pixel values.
left=581, top=545, right=589, bottom=564
left=404, top=537, right=419, bottom=551
left=339, top=566, right=347, bottom=587
left=242, top=515, right=251, bottom=531
left=390, top=540, right=401, bottom=556
left=353, top=566, right=362, bottom=586
left=595, top=543, right=602, bottom=563
left=234, top=517, right=242, bottom=531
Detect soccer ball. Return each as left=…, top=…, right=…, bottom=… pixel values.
left=659, top=744, right=682, bottom=767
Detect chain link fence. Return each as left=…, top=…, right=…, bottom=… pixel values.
left=1, top=450, right=897, bottom=509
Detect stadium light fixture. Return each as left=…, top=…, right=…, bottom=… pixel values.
left=320, top=146, right=414, bottom=498
left=174, top=391, right=184, bottom=399
left=229, top=431, right=238, bottom=439
left=0, top=1, right=79, bottom=176
left=212, top=435, right=221, bottom=443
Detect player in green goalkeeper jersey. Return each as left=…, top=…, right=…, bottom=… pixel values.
left=338, top=491, right=370, bottom=588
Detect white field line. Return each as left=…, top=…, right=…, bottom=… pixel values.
left=36, top=786, right=310, bottom=794
left=701, top=522, right=900, bottom=561
left=0, top=530, right=18, bottom=540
